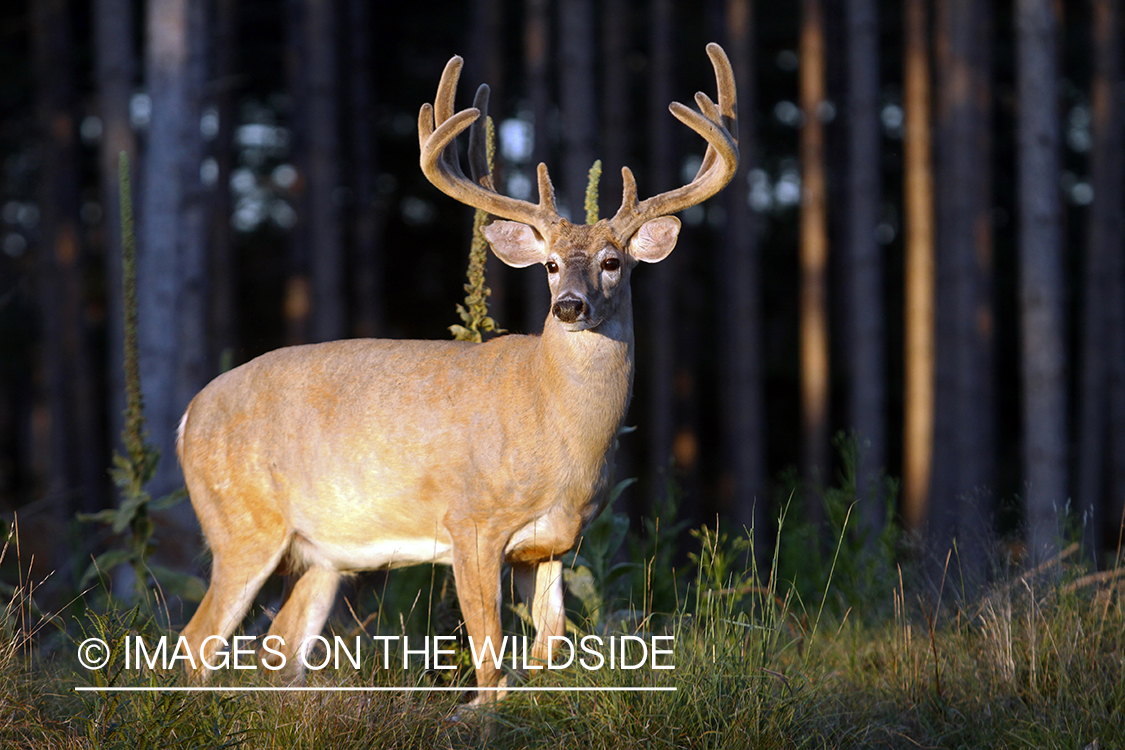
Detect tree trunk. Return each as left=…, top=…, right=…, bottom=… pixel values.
left=559, top=0, right=596, bottom=222
left=721, top=0, right=766, bottom=552
left=95, top=0, right=138, bottom=457
left=285, top=0, right=311, bottom=345
left=141, top=0, right=187, bottom=500
left=844, top=0, right=884, bottom=535
left=34, top=0, right=104, bottom=532
left=601, top=0, right=638, bottom=510
left=931, top=0, right=994, bottom=580
left=210, top=0, right=238, bottom=366
left=1079, top=0, right=1125, bottom=560
left=467, top=0, right=509, bottom=328
left=139, top=0, right=212, bottom=566
left=173, top=0, right=213, bottom=427
left=304, top=0, right=344, bottom=343
left=1015, top=0, right=1065, bottom=565
left=467, top=0, right=505, bottom=116
left=902, top=0, right=935, bottom=536
left=601, top=0, right=630, bottom=216
left=348, top=0, right=384, bottom=339
left=799, top=0, right=830, bottom=521
left=523, top=0, right=551, bottom=333
left=646, top=0, right=677, bottom=515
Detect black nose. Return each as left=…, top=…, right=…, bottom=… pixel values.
left=552, top=296, right=586, bottom=324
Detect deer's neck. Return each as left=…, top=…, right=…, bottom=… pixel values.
left=534, top=293, right=635, bottom=457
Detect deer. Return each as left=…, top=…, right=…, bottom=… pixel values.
left=177, top=43, right=738, bottom=704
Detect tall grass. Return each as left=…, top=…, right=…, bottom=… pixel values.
left=3, top=496, right=1122, bottom=748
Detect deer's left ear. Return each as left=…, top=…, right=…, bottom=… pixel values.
left=628, top=216, right=681, bottom=263
left=483, top=220, right=547, bottom=267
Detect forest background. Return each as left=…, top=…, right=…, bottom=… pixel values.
left=1, top=0, right=1123, bottom=599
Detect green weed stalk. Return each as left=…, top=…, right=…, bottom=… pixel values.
left=78, top=153, right=202, bottom=605
left=585, top=160, right=602, bottom=224
left=451, top=117, right=502, bottom=343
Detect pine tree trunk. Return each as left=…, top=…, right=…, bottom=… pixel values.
left=601, top=0, right=630, bottom=215
left=646, top=0, right=677, bottom=513
left=210, top=0, right=238, bottom=364
left=141, top=0, right=189, bottom=501
left=844, top=0, right=884, bottom=535
left=799, top=0, right=830, bottom=522
left=173, top=0, right=212, bottom=425
left=602, top=0, right=637, bottom=510
left=95, top=0, right=138, bottom=457
left=722, top=0, right=766, bottom=551
left=140, top=0, right=210, bottom=560
left=34, top=0, right=105, bottom=531
left=348, top=0, right=384, bottom=339
left=559, top=0, right=596, bottom=221
left=1016, top=0, right=1065, bottom=564
left=467, top=0, right=508, bottom=327
left=1079, top=0, right=1125, bottom=560
left=523, top=0, right=551, bottom=333
left=285, top=0, right=311, bottom=345
left=902, top=0, right=935, bottom=536
left=468, top=0, right=505, bottom=112
left=931, top=0, right=994, bottom=579
left=305, top=0, right=344, bottom=343
left=1101, top=4, right=1125, bottom=561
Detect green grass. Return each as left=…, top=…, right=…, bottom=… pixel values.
left=2, top=512, right=1123, bottom=750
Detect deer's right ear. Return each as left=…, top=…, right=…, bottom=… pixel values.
left=482, top=221, right=546, bottom=268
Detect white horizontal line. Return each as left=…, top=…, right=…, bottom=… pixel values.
left=74, top=685, right=676, bottom=693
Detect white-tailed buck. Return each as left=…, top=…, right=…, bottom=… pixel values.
left=178, top=43, right=737, bottom=702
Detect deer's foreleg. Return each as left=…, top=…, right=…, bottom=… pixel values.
left=449, top=524, right=506, bottom=704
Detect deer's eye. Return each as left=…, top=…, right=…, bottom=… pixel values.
left=601, top=257, right=621, bottom=272
left=546, top=260, right=559, bottom=274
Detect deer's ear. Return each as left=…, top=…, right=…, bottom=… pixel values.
left=628, top=216, right=681, bottom=263
left=483, top=221, right=546, bottom=268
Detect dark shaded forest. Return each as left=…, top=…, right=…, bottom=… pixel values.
left=1, top=0, right=1123, bottom=594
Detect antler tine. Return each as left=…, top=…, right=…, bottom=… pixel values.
left=695, top=92, right=722, bottom=129
left=434, top=57, right=461, bottom=130
left=708, top=41, right=738, bottom=144
left=468, top=84, right=493, bottom=189
left=690, top=92, right=723, bottom=180
left=693, top=90, right=741, bottom=180
left=536, top=163, right=558, bottom=214
left=419, top=56, right=562, bottom=234
left=619, top=167, right=639, bottom=211
left=610, top=43, right=740, bottom=241
left=431, top=58, right=469, bottom=181
left=696, top=42, right=739, bottom=180
left=687, top=44, right=739, bottom=182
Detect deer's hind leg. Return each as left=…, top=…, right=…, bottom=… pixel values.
left=507, top=509, right=580, bottom=668
left=513, top=559, right=565, bottom=666
left=261, top=559, right=341, bottom=678
left=180, top=525, right=289, bottom=678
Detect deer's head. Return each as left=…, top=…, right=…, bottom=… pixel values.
left=418, top=43, right=739, bottom=333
